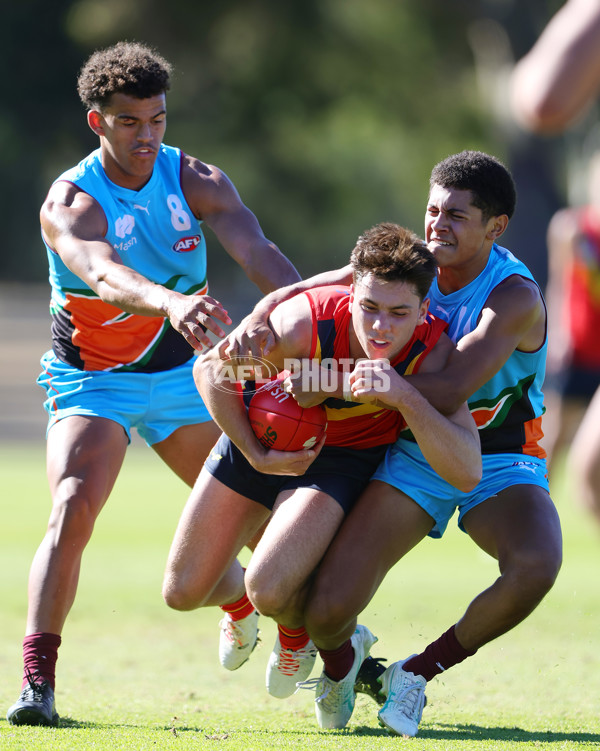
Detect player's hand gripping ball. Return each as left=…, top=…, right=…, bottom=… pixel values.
left=248, top=372, right=327, bottom=451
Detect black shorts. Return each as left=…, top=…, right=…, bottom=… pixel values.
left=205, top=433, right=387, bottom=513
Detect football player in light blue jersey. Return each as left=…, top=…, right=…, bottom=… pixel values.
left=6, top=41, right=301, bottom=728
left=227, top=151, right=562, bottom=735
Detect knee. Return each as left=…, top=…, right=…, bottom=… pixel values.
left=504, top=545, right=562, bottom=600
left=162, top=552, right=216, bottom=611
left=249, top=592, right=284, bottom=620
left=162, top=569, right=205, bottom=611
left=246, top=574, right=285, bottom=620
left=304, top=592, right=352, bottom=643
left=162, top=583, right=191, bottom=612
left=47, top=482, right=100, bottom=548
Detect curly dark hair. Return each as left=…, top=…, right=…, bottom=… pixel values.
left=77, top=41, right=172, bottom=110
left=350, top=222, right=437, bottom=301
left=430, top=150, right=517, bottom=220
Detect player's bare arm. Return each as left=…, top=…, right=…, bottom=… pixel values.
left=350, top=333, right=482, bottom=491
left=511, top=0, right=600, bottom=133
left=181, top=156, right=301, bottom=295
left=219, top=264, right=354, bottom=360
left=41, top=181, right=231, bottom=350
left=194, top=294, right=323, bottom=476
left=545, top=208, right=579, bottom=372
left=407, top=275, right=547, bottom=415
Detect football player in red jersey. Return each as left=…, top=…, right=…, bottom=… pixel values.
left=162, top=222, right=481, bottom=703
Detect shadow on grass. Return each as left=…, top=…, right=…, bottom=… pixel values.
left=55, top=718, right=600, bottom=745
left=411, top=723, right=600, bottom=744
left=179, top=723, right=600, bottom=744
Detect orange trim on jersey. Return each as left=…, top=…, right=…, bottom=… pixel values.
left=65, top=295, right=165, bottom=371
left=522, top=416, right=547, bottom=459
left=63, top=283, right=208, bottom=371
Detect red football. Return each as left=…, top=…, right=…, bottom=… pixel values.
left=248, top=373, right=327, bottom=451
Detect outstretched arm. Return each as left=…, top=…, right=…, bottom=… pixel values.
left=404, top=276, right=546, bottom=414
left=510, top=0, right=600, bottom=133
left=219, top=265, right=353, bottom=360
left=183, top=156, right=301, bottom=294
left=41, top=182, right=232, bottom=351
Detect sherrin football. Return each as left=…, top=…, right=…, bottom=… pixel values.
left=248, top=373, right=327, bottom=451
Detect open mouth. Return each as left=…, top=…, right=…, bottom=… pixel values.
left=369, top=339, right=391, bottom=349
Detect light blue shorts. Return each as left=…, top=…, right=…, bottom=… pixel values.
left=372, top=438, right=549, bottom=538
left=37, top=351, right=212, bottom=445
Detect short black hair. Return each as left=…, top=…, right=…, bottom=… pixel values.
left=430, top=150, right=517, bottom=220
left=350, top=222, right=437, bottom=301
left=77, top=41, right=172, bottom=110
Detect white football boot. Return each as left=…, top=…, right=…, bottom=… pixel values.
left=377, top=656, right=427, bottom=737
left=266, top=635, right=318, bottom=698
left=298, top=624, right=377, bottom=729
left=218, top=610, right=259, bottom=670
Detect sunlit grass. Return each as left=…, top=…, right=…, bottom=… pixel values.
left=1, top=443, right=598, bottom=750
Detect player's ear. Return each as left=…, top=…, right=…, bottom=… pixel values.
left=349, top=284, right=354, bottom=312
left=417, top=297, right=429, bottom=325
left=88, top=110, right=105, bottom=136
left=487, top=214, right=509, bottom=241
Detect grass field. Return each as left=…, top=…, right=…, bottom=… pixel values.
left=1, top=441, right=599, bottom=750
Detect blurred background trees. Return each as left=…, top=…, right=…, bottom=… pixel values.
left=4, top=0, right=593, bottom=310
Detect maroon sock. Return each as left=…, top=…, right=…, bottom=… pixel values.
left=318, top=639, right=355, bottom=682
left=403, top=625, right=476, bottom=682
left=22, top=632, right=61, bottom=690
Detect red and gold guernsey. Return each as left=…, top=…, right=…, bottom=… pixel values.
left=303, top=285, right=448, bottom=449
left=566, top=206, right=600, bottom=369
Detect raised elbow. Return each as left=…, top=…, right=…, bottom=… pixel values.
left=448, top=438, right=482, bottom=493
left=515, top=101, right=574, bottom=135
left=456, top=464, right=483, bottom=493
left=510, top=75, right=577, bottom=135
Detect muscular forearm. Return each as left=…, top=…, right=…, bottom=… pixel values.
left=242, top=244, right=303, bottom=295
left=252, top=264, right=353, bottom=318
left=92, top=256, right=181, bottom=317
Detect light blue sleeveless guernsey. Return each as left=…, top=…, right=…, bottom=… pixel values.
left=428, top=244, right=547, bottom=457
left=45, top=144, right=208, bottom=372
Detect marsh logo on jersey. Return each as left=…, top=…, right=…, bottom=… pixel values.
left=469, top=375, right=536, bottom=431
left=173, top=235, right=201, bottom=253
left=115, top=214, right=135, bottom=238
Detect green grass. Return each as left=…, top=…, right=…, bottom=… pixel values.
left=1, top=442, right=599, bottom=750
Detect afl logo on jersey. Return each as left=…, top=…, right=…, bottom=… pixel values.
left=173, top=235, right=201, bottom=253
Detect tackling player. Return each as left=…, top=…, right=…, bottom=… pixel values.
left=225, top=151, right=562, bottom=735
left=6, top=41, right=301, bottom=727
